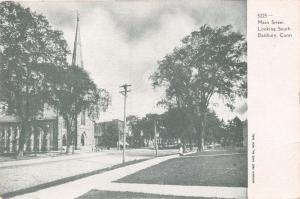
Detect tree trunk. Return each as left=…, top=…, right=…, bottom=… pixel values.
left=189, top=138, right=193, bottom=151
left=181, top=137, right=186, bottom=153
left=72, top=139, right=75, bottom=154
left=18, top=134, right=25, bottom=157
left=196, top=109, right=207, bottom=152
left=74, top=113, right=78, bottom=150
left=196, top=120, right=203, bottom=152
left=65, top=118, right=71, bottom=154
left=198, top=131, right=203, bottom=151
left=17, top=122, right=28, bottom=157
left=18, top=74, right=31, bottom=157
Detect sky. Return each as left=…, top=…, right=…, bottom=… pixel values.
left=22, top=0, right=247, bottom=122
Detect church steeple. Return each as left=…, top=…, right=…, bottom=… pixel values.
left=71, top=11, right=85, bottom=150
left=72, top=11, right=84, bottom=68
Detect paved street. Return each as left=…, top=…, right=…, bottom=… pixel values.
left=0, top=149, right=177, bottom=195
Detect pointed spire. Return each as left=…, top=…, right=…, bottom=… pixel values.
left=72, top=11, right=84, bottom=68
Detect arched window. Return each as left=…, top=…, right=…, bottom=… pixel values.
left=62, top=134, right=67, bottom=146
left=81, top=110, right=86, bottom=125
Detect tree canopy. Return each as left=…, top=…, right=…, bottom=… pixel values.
left=39, top=63, right=111, bottom=153
left=0, top=2, right=69, bottom=119
left=0, top=2, right=69, bottom=156
left=0, top=2, right=111, bottom=155
left=150, top=25, right=247, bottom=150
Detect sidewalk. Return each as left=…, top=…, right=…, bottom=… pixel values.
left=12, top=153, right=247, bottom=199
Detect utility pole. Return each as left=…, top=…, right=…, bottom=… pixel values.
left=117, top=130, right=120, bottom=150
left=120, top=84, right=131, bottom=163
left=154, top=120, right=158, bottom=157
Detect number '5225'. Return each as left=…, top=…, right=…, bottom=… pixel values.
left=257, top=13, right=268, bottom=18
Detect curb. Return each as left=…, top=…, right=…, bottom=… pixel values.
left=0, top=152, right=115, bottom=169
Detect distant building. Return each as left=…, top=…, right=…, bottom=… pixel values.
left=94, top=119, right=125, bottom=148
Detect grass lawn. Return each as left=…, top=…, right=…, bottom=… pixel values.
left=116, top=153, right=247, bottom=187
left=76, top=190, right=212, bottom=199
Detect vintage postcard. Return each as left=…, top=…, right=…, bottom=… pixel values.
left=0, top=0, right=299, bottom=199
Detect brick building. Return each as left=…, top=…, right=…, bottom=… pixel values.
left=94, top=119, right=124, bottom=148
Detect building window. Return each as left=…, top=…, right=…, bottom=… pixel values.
left=81, top=110, right=86, bottom=125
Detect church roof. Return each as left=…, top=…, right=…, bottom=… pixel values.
left=0, top=115, right=57, bottom=123
left=0, top=115, right=18, bottom=123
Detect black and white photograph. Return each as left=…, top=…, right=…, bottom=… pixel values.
left=0, top=1, right=248, bottom=198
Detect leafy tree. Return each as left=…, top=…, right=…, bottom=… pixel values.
left=138, top=113, right=173, bottom=148
left=102, top=122, right=119, bottom=148
left=41, top=64, right=102, bottom=153
left=139, top=114, right=154, bottom=145
left=88, top=88, right=111, bottom=123
left=226, top=117, right=243, bottom=146
left=138, top=114, right=159, bottom=147
left=164, top=108, right=195, bottom=151
left=0, top=2, right=69, bottom=156
left=151, top=25, right=247, bottom=151
left=126, top=115, right=143, bottom=147
left=127, top=115, right=140, bottom=136
left=203, top=110, right=225, bottom=145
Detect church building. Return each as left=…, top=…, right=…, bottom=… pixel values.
left=0, top=14, right=95, bottom=154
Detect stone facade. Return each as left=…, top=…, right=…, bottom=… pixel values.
left=0, top=116, right=58, bottom=154
left=0, top=106, right=94, bottom=154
